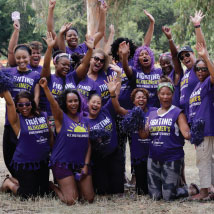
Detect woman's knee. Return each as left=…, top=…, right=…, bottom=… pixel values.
left=62, top=192, right=79, bottom=205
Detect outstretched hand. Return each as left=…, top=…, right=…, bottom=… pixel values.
left=100, top=1, right=108, bottom=13
left=144, top=10, right=155, bottom=23
left=59, top=23, right=72, bottom=34
left=162, top=26, right=172, bottom=40
left=190, top=10, right=205, bottom=25
left=109, top=64, right=122, bottom=75
left=43, top=32, right=56, bottom=48
left=195, top=42, right=207, bottom=58
left=85, top=35, right=94, bottom=50
left=119, top=41, right=130, bottom=56
left=39, top=77, right=48, bottom=88
left=104, top=75, right=120, bottom=95
left=49, top=0, right=56, bottom=9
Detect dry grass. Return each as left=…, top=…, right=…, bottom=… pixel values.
left=0, top=98, right=214, bottom=214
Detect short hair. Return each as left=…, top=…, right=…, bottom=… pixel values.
left=65, top=27, right=79, bottom=36
left=194, top=59, right=207, bottom=72
left=57, top=89, right=82, bottom=113
left=14, top=44, right=32, bottom=55
left=29, top=41, right=43, bottom=51
left=130, top=88, right=149, bottom=102
left=14, top=90, right=39, bottom=116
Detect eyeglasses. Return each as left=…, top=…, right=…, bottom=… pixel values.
left=17, top=102, right=31, bottom=108
left=93, top=56, right=105, bottom=63
left=179, top=52, right=190, bottom=60
left=195, top=67, right=209, bottom=72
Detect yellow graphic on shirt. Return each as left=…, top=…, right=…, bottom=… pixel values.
left=74, top=126, right=87, bottom=132
left=67, top=123, right=88, bottom=133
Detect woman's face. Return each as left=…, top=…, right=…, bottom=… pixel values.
left=138, top=50, right=151, bottom=68
left=55, top=57, right=70, bottom=77
left=66, top=29, right=79, bottom=48
left=180, top=51, right=196, bottom=70
left=66, top=92, right=80, bottom=115
left=158, top=86, right=173, bottom=109
left=15, top=49, right=30, bottom=71
left=195, top=61, right=209, bottom=82
left=88, top=95, right=102, bottom=118
left=133, top=91, right=148, bottom=111
left=90, top=53, right=105, bottom=73
left=16, top=97, right=32, bottom=117
left=30, top=49, right=41, bottom=67
left=159, top=56, right=173, bottom=75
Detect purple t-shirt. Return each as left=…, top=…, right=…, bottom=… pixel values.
left=87, top=100, right=118, bottom=157
left=27, top=64, right=42, bottom=74
left=130, top=107, right=156, bottom=165
left=189, top=77, right=214, bottom=136
left=180, top=68, right=199, bottom=120
left=50, top=113, right=89, bottom=167
left=148, top=105, right=185, bottom=162
left=132, top=67, right=163, bottom=107
left=77, top=76, right=101, bottom=101
left=168, top=69, right=183, bottom=107
left=11, top=112, right=50, bottom=170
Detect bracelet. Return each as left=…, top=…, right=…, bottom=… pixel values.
left=110, top=95, right=116, bottom=98
left=194, top=25, right=201, bottom=28
left=84, top=163, right=90, bottom=166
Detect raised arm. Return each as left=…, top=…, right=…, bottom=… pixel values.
left=104, top=75, right=128, bottom=116
left=104, top=24, right=115, bottom=54
left=120, top=41, right=133, bottom=78
left=75, top=35, right=94, bottom=80
left=143, top=10, right=155, bottom=47
left=57, top=23, right=72, bottom=52
left=34, top=83, right=40, bottom=107
left=47, top=0, right=57, bottom=41
left=177, top=112, right=190, bottom=140
left=41, top=32, right=56, bottom=78
left=8, top=20, right=20, bottom=66
left=196, top=42, right=214, bottom=84
left=162, top=26, right=183, bottom=85
left=1, top=91, right=20, bottom=136
left=39, top=78, right=63, bottom=133
left=190, top=10, right=206, bottom=48
left=93, top=1, right=107, bottom=47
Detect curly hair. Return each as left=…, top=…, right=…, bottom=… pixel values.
left=29, top=41, right=43, bottom=51
left=57, top=89, right=82, bottom=114
left=130, top=88, right=149, bottom=103
left=133, top=45, right=155, bottom=70
left=111, top=37, right=137, bottom=62
left=15, top=90, right=39, bottom=116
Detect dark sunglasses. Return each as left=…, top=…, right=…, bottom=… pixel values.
left=195, top=67, right=209, bottom=72
left=179, top=52, right=190, bottom=60
left=93, top=56, right=105, bottom=63
left=17, top=102, right=32, bottom=108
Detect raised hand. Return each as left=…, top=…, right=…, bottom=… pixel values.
left=43, top=32, right=56, bottom=47
left=39, top=78, right=48, bottom=88
left=190, top=10, right=205, bottom=25
left=49, top=0, right=56, bottom=9
left=100, top=1, right=108, bottom=13
left=85, top=35, right=94, bottom=50
left=144, top=10, right=155, bottom=23
left=162, top=26, right=172, bottom=40
left=13, top=20, right=20, bottom=31
left=109, top=24, right=115, bottom=34
left=195, top=42, right=207, bottom=58
left=109, top=64, right=122, bottom=75
left=119, top=41, right=130, bottom=56
left=59, top=23, right=72, bottom=34
left=104, top=75, right=119, bottom=95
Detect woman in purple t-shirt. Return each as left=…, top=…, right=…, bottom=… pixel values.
left=1, top=90, right=52, bottom=199
left=40, top=77, right=94, bottom=205
left=188, top=43, right=214, bottom=200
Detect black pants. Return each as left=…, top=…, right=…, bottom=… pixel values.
left=92, top=149, right=125, bottom=195
left=133, top=161, right=148, bottom=195
left=3, top=125, right=17, bottom=177
left=15, top=162, right=50, bottom=199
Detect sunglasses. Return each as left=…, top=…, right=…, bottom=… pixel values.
left=93, top=56, right=105, bottom=63
left=17, top=102, right=32, bottom=108
left=195, top=67, right=209, bottom=72
left=179, top=52, right=190, bottom=60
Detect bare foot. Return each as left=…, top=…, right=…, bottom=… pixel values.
left=188, top=183, right=199, bottom=196
left=0, top=176, right=10, bottom=192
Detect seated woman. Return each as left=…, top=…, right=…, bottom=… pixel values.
left=1, top=90, right=52, bottom=199
left=39, top=77, right=94, bottom=205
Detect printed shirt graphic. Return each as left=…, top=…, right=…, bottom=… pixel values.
left=148, top=105, right=184, bottom=162
left=12, top=112, right=50, bottom=166
left=189, top=77, right=214, bottom=136
left=50, top=113, right=89, bottom=166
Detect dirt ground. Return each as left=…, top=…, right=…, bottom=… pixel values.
left=0, top=98, right=214, bottom=214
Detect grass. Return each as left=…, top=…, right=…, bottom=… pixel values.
left=0, top=98, right=214, bottom=214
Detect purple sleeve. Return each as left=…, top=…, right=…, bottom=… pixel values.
left=67, top=70, right=79, bottom=85
left=103, top=99, right=116, bottom=118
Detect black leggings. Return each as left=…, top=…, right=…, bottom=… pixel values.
left=15, top=162, right=50, bottom=199
left=3, top=125, right=17, bottom=177
left=92, top=148, right=125, bottom=195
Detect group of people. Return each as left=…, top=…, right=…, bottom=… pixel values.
left=0, top=0, right=214, bottom=205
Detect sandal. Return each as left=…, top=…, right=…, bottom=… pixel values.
left=0, top=175, right=10, bottom=192
left=189, top=183, right=199, bottom=196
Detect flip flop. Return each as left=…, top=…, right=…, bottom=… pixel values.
left=189, top=183, right=200, bottom=195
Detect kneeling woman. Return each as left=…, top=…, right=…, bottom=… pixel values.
left=142, top=76, right=191, bottom=201
left=1, top=90, right=51, bottom=199
left=39, top=78, right=94, bottom=205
